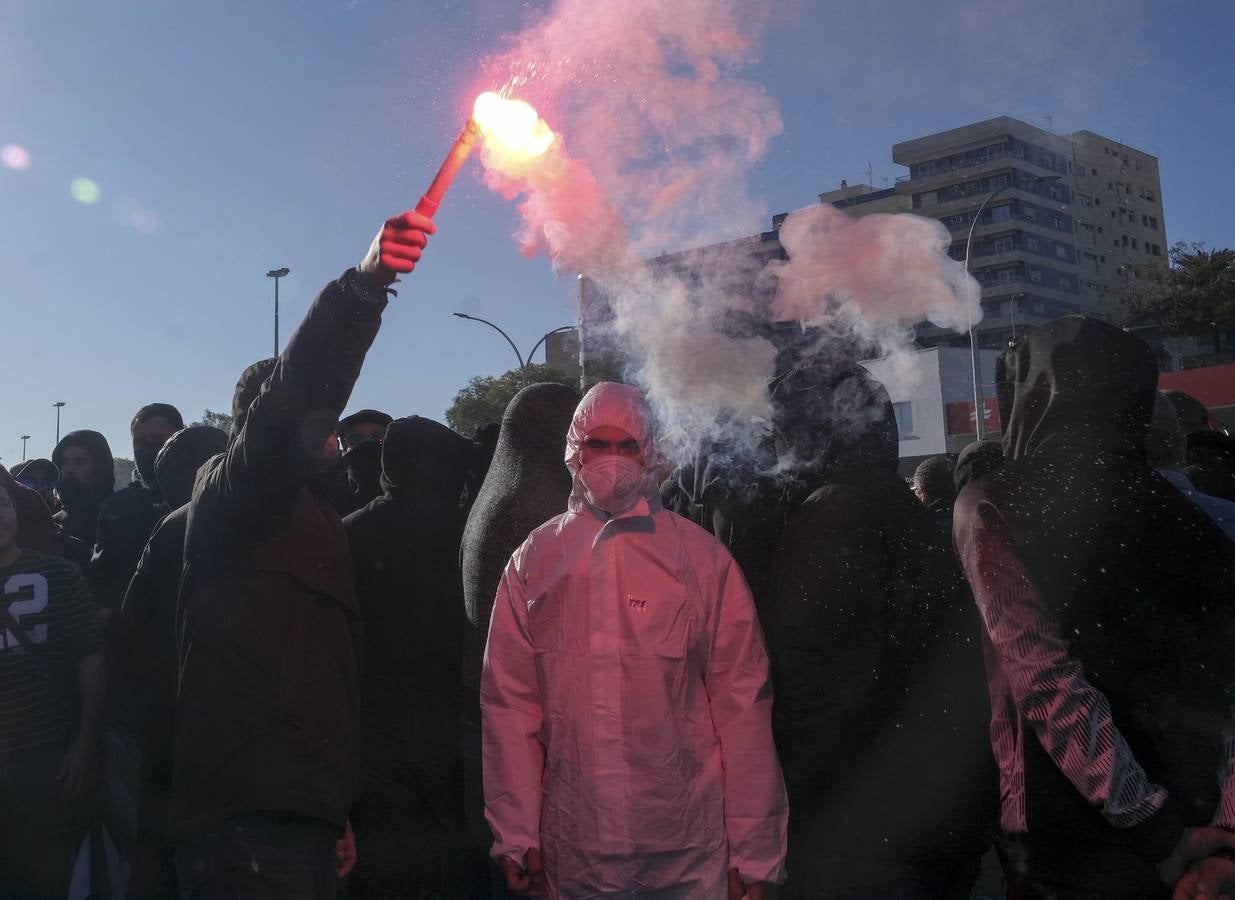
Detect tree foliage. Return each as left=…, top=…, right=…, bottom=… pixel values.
left=191, top=409, right=235, bottom=434
left=445, top=364, right=577, bottom=437
left=1128, top=242, right=1235, bottom=335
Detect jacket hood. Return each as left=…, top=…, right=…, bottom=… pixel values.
left=230, top=357, right=278, bottom=444
left=564, top=382, right=657, bottom=476
left=155, top=425, right=228, bottom=508
left=997, top=316, right=1157, bottom=462
left=380, top=416, right=474, bottom=500
left=11, top=458, right=59, bottom=484
left=496, top=383, right=581, bottom=471
left=953, top=440, right=1004, bottom=493
left=53, top=429, right=116, bottom=494
left=771, top=363, right=898, bottom=476
left=339, top=408, right=393, bottom=434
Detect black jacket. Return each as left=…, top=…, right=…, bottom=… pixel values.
left=170, top=270, right=385, bottom=839
left=52, top=429, right=115, bottom=569
left=768, top=369, right=995, bottom=883
left=93, top=479, right=166, bottom=612
left=343, top=416, right=471, bottom=835
left=115, top=426, right=227, bottom=841
left=459, top=383, right=578, bottom=722
left=955, top=317, right=1235, bottom=888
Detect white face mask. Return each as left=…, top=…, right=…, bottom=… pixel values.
left=579, top=455, right=647, bottom=515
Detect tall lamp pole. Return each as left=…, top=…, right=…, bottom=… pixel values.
left=20, top=435, right=30, bottom=461
left=963, top=173, right=1061, bottom=440
left=452, top=313, right=528, bottom=384
left=266, top=268, right=290, bottom=357
left=53, top=401, right=66, bottom=444
left=526, top=325, right=577, bottom=368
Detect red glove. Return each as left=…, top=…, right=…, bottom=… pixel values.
left=358, top=210, right=436, bottom=287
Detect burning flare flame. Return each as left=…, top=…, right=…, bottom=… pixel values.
left=472, top=91, right=556, bottom=161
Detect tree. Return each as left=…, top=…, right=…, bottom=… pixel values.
left=1128, top=242, right=1235, bottom=337
left=191, top=409, right=234, bottom=434
left=446, top=364, right=576, bottom=437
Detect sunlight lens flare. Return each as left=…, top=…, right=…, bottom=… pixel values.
left=472, top=92, right=555, bottom=161
left=1, top=144, right=31, bottom=171
left=70, top=177, right=101, bottom=204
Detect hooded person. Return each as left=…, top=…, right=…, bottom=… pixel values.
left=52, top=428, right=115, bottom=569
left=481, top=382, right=788, bottom=899
left=952, top=317, right=1235, bottom=898
left=112, top=424, right=227, bottom=900
left=766, top=366, right=995, bottom=898
left=459, top=382, right=578, bottom=894
left=0, top=463, right=63, bottom=555
left=334, top=409, right=394, bottom=517
left=92, top=403, right=184, bottom=613
left=169, top=207, right=436, bottom=899
left=342, top=416, right=474, bottom=899
left=1150, top=392, right=1235, bottom=541
left=12, top=458, right=60, bottom=513
left=953, top=439, right=1004, bottom=494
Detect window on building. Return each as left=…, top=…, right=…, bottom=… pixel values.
left=893, top=402, right=914, bottom=438
left=1125, top=184, right=1131, bottom=195
left=1146, top=190, right=1155, bottom=202
left=1095, top=198, right=1101, bottom=206
left=997, top=269, right=1014, bottom=284
left=1055, top=245, right=1069, bottom=259
left=1023, top=205, right=1037, bottom=221
left=1051, top=214, right=1063, bottom=228
left=1131, top=237, right=1138, bottom=250
left=991, top=205, right=1011, bottom=222
left=1026, top=235, right=1040, bottom=250
left=1141, top=214, right=1148, bottom=226
left=1098, top=227, right=1103, bottom=234
left=1049, top=183, right=1062, bottom=199
left=1150, top=216, right=1158, bottom=229
left=1104, top=147, right=1111, bottom=155
left=1123, top=235, right=1129, bottom=246
left=1108, top=182, right=1114, bottom=190
left=991, top=174, right=1009, bottom=189
left=993, top=237, right=1014, bottom=254
left=1091, top=167, right=1098, bottom=175
left=1101, top=255, right=1106, bottom=262
left=1028, top=268, right=1042, bottom=284
left=1059, top=276, right=1073, bottom=290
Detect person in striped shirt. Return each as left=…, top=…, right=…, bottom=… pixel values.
left=0, top=481, right=107, bottom=898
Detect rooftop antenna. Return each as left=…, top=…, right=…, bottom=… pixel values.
left=1045, top=115, right=1054, bottom=132
left=866, top=160, right=873, bottom=186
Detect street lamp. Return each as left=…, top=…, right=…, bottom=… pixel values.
left=266, top=267, right=290, bottom=357
left=527, top=325, right=577, bottom=369
left=20, top=435, right=30, bottom=461
left=962, top=173, right=1061, bottom=439
left=452, top=314, right=576, bottom=386
left=53, top=402, right=66, bottom=444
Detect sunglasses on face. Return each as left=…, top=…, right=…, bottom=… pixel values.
left=341, top=432, right=384, bottom=451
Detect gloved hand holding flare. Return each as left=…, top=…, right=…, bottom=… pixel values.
left=416, top=91, right=557, bottom=219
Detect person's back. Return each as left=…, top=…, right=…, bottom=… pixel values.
left=343, top=416, right=472, bottom=899
left=769, top=369, right=994, bottom=896
left=954, top=317, right=1235, bottom=896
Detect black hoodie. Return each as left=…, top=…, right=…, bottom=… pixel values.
left=768, top=367, right=995, bottom=886
left=459, top=383, right=579, bottom=723
left=342, top=417, right=474, bottom=886
left=954, top=317, right=1235, bottom=891
left=114, top=425, right=227, bottom=841
left=52, top=429, right=115, bottom=566
left=171, top=270, right=385, bottom=839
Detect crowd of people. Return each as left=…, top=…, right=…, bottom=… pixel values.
left=3, top=207, right=1235, bottom=900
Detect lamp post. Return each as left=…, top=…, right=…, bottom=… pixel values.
left=53, top=401, right=66, bottom=444
left=266, top=268, right=290, bottom=357
left=452, top=314, right=576, bottom=387
left=526, top=325, right=577, bottom=369
left=962, top=173, right=1062, bottom=439
left=20, top=435, right=30, bottom=461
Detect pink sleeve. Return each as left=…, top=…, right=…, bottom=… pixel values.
left=480, top=550, right=545, bottom=864
left=704, top=554, right=788, bottom=885
left=956, top=495, right=1169, bottom=829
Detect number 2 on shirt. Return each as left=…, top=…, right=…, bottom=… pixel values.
left=1, top=574, right=50, bottom=650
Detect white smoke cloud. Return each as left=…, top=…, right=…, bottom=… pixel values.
left=476, top=0, right=982, bottom=471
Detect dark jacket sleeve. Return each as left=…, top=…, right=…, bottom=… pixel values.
left=198, top=270, right=388, bottom=521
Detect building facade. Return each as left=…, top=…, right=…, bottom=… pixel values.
left=892, top=117, right=1167, bottom=348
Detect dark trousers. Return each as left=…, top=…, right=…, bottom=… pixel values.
left=784, top=855, right=981, bottom=900
left=175, top=812, right=340, bottom=900
left=0, top=748, right=86, bottom=900
left=998, top=833, right=1169, bottom=900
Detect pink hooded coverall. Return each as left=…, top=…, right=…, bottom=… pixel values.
left=481, top=382, right=788, bottom=898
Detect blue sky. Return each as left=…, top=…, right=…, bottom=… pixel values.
left=2, top=0, right=1233, bottom=465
